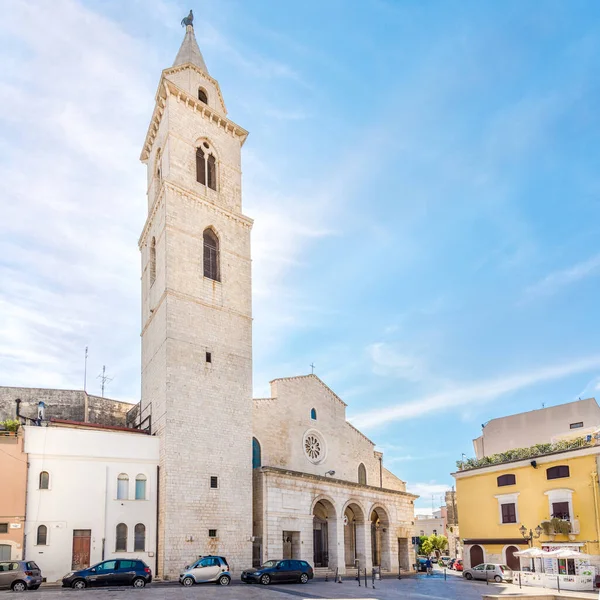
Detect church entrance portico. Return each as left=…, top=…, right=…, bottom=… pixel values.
left=370, top=505, right=392, bottom=571
left=313, top=499, right=337, bottom=568
left=343, top=501, right=366, bottom=569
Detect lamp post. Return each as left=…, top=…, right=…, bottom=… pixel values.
left=519, top=524, right=543, bottom=573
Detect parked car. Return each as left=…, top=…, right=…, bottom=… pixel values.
left=0, top=561, right=43, bottom=592
left=241, top=560, right=313, bottom=585
left=439, top=556, right=451, bottom=567
left=454, top=559, right=463, bottom=571
left=416, top=556, right=428, bottom=572
left=463, top=563, right=512, bottom=583
left=179, top=556, right=231, bottom=586
left=447, top=558, right=457, bottom=570
left=62, top=559, right=152, bottom=589
left=429, top=556, right=438, bottom=564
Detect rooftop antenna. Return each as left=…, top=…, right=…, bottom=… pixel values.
left=97, top=365, right=113, bottom=398
left=310, top=363, right=315, bottom=375
left=84, top=346, right=88, bottom=392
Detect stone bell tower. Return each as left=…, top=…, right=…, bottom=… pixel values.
left=139, top=13, right=253, bottom=578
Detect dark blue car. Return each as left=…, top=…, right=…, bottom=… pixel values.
left=62, top=559, right=152, bottom=589
left=241, top=560, right=313, bottom=585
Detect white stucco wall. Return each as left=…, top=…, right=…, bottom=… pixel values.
left=24, top=426, right=159, bottom=583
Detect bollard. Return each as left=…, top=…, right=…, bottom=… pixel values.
left=557, top=575, right=560, bottom=593
left=372, top=568, right=376, bottom=589
left=365, top=568, right=368, bottom=588
left=444, top=568, right=446, bottom=581
left=358, top=567, right=361, bottom=586
left=486, top=569, right=489, bottom=585
left=519, top=572, right=521, bottom=589
left=325, top=572, right=328, bottom=583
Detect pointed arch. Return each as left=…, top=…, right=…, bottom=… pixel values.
left=195, top=140, right=217, bottom=191
left=203, top=227, right=220, bottom=281
left=358, top=463, right=367, bottom=485
left=310, top=407, right=317, bottom=420
left=149, top=237, right=156, bottom=286
left=252, top=437, right=261, bottom=469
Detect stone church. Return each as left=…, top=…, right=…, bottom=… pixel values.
left=1, top=19, right=416, bottom=579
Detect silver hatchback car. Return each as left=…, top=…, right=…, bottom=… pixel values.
left=0, top=560, right=43, bottom=592
left=179, top=556, right=231, bottom=586
left=463, top=563, right=513, bottom=583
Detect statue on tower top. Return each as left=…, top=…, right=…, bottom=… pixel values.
left=181, top=10, right=193, bottom=27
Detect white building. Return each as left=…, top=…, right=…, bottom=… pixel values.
left=415, top=509, right=445, bottom=537
left=24, top=424, right=159, bottom=582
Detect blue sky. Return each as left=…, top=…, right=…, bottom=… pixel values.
left=1, top=0, right=600, bottom=512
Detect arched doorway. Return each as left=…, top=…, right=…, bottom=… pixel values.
left=344, top=502, right=366, bottom=568
left=470, top=544, right=484, bottom=568
left=505, top=546, right=520, bottom=571
left=370, top=506, right=391, bottom=570
left=313, top=499, right=337, bottom=568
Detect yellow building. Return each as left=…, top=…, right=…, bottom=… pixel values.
left=453, top=439, right=600, bottom=573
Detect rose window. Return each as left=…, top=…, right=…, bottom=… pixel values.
left=305, top=435, right=321, bottom=460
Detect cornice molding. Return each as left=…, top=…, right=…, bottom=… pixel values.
left=140, top=77, right=248, bottom=162
left=163, top=64, right=228, bottom=115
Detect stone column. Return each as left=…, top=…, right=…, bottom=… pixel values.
left=333, top=514, right=345, bottom=575
left=363, top=521, right=373, bottom=573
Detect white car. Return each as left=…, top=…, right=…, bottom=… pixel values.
left=463, top=563, right=512, bottom=583
left=179, top=556, right=231, bottom=586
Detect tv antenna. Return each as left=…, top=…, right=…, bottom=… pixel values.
left=97, top=365, right=113, bottom=398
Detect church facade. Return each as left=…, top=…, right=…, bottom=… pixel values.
left=1, top=17, right=416, bottom=580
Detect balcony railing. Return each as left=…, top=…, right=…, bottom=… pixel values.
left=457, top=436, right=595, bottom=471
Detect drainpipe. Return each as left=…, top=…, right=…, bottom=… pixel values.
left=22, top=431, right=29, bottom=561
left=379, top=456, right=383, bottom=488
left=155, top=465, right=160, bottom=577
left=591, top=471, right=600, bottom=546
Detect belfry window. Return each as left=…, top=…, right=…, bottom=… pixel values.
left=358, top=463, right=367, bottom=485
left=203, top=228, right=220, bottom=281
left=196, top=141, right=217, bottom=191
left=198, top=88, right=208, bottom=104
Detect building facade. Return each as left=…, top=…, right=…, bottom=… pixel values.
left=454, top=443, right=600, bottom=573
left=252, top=376, right=417, bottom=574
left=0, top=429, right=26, bottom=561
left=473, top=398, right=600, bottom=459
left=24, top=425, right=159, bottom=582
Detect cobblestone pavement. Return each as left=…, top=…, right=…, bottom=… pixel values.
left=1, top=572, right=597, bottom=600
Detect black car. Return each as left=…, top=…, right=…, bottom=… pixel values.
left=242, top=560, right=313, bottom=585
left=62, top=559, right=152, bottom=589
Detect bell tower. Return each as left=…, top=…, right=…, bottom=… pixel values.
left=139, top=13, right=253, bottom=578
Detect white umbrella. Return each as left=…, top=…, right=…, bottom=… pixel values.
left=515, top=548, right=545, bottom=557
left=553, top=549, right=592, bottom=559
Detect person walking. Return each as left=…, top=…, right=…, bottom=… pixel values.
left=425, top=557, right=432, bottom=576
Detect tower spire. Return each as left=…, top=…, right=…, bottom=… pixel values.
left=174, top=10, right=209, bottom=74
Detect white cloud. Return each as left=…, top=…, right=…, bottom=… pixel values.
left=407, top=481, right=450, bottom=500
left=524, top=253, right=600, bottom=299
left=352, top=354, right=600, bottom=430
left=367, top=342, right=426, bottom=382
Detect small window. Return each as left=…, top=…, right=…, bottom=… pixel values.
left=497, top=474, right=516, bottom=487
left=149, top=237, right=156, bottom=287
left=134, top=524, right=145, bottom=552
left=547, top=465, right=570, bottom=480
left=207, top=154, right=216, bottom=190
left=252, top=437, right=261, bottom=469
left=39, top=471, right=49, bottom=490
left=552, top=501, right=570, bottom=520
left=206, top=352, right=212, bottom=363
left=116, top=523, right=127, bottom=552
left=210, top=476, right=218, bottom=489
left=310, top=408, right=317, bottom=420
left=0, top=524, right=7, bottom=534
left=196, top=143, right=217, bottom=191
left=135, top=474, right=147, bottom=500
left=358, top=463, right=367, bottom=485
left=37, top=525, right=47, bottom=546
left=501, top=503, right=517, bottom=523
left=117, top=473, right=129, bottom=500
left=155, top=148, right=162, bottom=183
left=198, top=88, right=208, bottom=104
left=570, top=422, right=583, bottom=429
left=208, top=529, right=217, bottom=538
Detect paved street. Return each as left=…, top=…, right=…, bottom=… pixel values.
left=3, top=572, right=597, bottom=600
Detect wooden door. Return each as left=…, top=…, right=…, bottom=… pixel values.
left=470, top=545, right=484, bottom=568
left=313, top=529, right=324, bottom=566
left=505, top=546, right=520, bottom=571
left=72, top=529, right=91, bottom=570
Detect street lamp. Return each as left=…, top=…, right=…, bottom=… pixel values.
left=519, top=524, right=543, bottom=546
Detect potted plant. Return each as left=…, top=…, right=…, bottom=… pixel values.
left=0, top=419, right=20, bottom=435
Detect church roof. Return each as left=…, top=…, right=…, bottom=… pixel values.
left=173, top=24, right=209, bottom=73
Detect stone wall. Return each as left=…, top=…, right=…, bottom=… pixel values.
left=0, top=386, right=134, bottom=427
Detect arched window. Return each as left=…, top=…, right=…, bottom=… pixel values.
left=310, top=408, right=317, bottom=420
left=134, top=523, right=146, bottom=551
left=203, top=228, right=220, bottom=281
left=149, top=237, right=156, bottom=287
left=117, top=473, right=129, bottom=500
left=252, top=437, right=261, bottom=469
left=135, top=474, right=147, bottom=500
left=497, top=474, right=516, bottom=487
left=39, top=471, right=49, bottom=490
left=358, top=463, right=367, bottom=485
left=155, top=147, right=162, bottom=183
left=547, top=465, right=570, bottom=480
left=115, top=523, right=127, bottom=552
left=198, top=88, right=208, bottom=104
left=36, top=525, right=47, bottom=546
left=196, top=141, right=217, bottom=191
